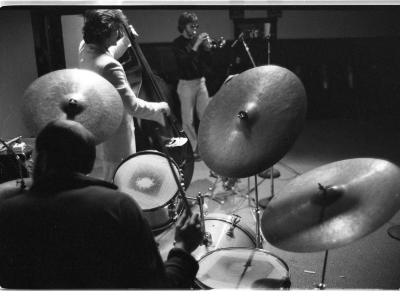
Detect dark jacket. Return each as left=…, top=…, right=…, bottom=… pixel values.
left=172, top=35, right=211, bottom=80
left=0, top=172, right=198, bottom=289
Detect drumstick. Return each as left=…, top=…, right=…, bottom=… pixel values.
left=164, top=154, right=192, bottom=216
left=235, top=248, right=256, bottom=288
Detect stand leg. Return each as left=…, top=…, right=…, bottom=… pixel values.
left=253, top=175, right=263, bottom=248
left=259, top=166, right=276, bottom=209
left=315, top=250, right=329, bottom=289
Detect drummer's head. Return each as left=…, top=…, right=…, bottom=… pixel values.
left=82, top=9, right=128, bottom=48
left=178, top=12, right=199, bottom=35
left=33, top=120, right=96, bottom=181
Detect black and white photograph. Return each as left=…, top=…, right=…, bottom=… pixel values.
left=0, top=2, right=400, bottom=290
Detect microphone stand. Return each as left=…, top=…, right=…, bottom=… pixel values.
left=241, top=38, right=257, bottom=68
left=266, top=34, right=271, bottom=65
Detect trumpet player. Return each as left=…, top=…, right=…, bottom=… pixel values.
left=172, top=12, right=212, bottom=160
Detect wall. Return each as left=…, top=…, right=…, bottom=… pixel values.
left=62, top=8, right=233, bottom=68
left=62, top=14, right=84, bottom=69
left=62, top=7, right=400, bottom=68
left=2, top=7, right=400, bottom=139
left=278, top=9, right=400, bottom=39
left=0, top=10, right=37, bottom=140
left=125, top=9, right=232, bottom=43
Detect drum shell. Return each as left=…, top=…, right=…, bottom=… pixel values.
left=141, top=193, right=183, bottom=233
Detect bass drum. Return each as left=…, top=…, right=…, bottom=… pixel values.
left=195, top=247, right=291, bottom=289
left=113, top=150, right=183, bottom=233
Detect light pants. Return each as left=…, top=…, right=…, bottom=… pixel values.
left=177, top=77, right=210, bottom=152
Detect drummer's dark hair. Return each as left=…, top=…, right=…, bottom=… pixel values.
left=82, top=9, right=128, bottom=45
left=178, top=12, right=198, bottom=33
left=33, top=120, right=96, bottom=180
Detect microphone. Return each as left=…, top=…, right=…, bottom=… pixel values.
left=264, top=23, right=271, bottom=39
left=231, top=32, right=244, bottom=48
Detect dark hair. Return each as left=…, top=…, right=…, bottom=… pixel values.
left=177, top=12, right=198, bottom=33
left=33, top=120, right=96, bottom=179
left=82, top=9, right=127, bottom=45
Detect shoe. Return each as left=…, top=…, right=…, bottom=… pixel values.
left=193, top=152, right=201, bottom=161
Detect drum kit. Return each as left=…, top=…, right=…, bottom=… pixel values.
left=2, top=65, right=400, bottom=289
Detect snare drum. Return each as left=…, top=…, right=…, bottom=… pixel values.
left=155, top=213, right=257, bottom=261
left=113, top=150, right=183, bottom=232
left=195, top=247, right=290, bottom=289
left=192, top=213, right=256, bottom=260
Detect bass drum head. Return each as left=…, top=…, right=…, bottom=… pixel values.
left=195, top=247, right=290, bottom=289
left=113, top=150, right=180, bottom=210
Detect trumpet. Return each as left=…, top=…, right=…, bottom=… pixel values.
left=204, top=36, right=226, bottom=49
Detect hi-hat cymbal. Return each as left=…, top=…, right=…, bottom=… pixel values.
left=261, top=158, right=400, bottom=253
left=198, top=65, right=307, bottom=178
left=22, top=69, right=123, bottom=144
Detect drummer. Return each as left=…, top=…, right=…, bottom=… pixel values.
left=0, top=119, right=203, bottom=289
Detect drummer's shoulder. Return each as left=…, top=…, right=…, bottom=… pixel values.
left=82, top=184, right=143, bottom=213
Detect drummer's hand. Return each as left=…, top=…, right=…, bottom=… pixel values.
left=174, top=210, right=202, bottom=253
left=158, top=102, right=171, bottom=116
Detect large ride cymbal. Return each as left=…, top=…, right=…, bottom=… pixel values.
left=261, top=158, right=400, bottom=253
left=198, top=65, right=307, bottom=178
left=22, top=69, right=123, bottom=144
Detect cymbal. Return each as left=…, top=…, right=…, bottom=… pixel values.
left=22, top=69, right=123, bottom=144
left=261, top=158, right=400, bottom=252
left=198, top=65, right=307, bottom=178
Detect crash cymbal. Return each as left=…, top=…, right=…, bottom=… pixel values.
left=261, top=158, right=400, bottom=252
left=198, top=65, right=307, bottom=178
left=22, top=69, right=123, bottom=144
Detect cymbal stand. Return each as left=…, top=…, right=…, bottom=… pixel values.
left=314, top=183, right=331, bottom=289
left=253, top=174, right=263, bottom=248
left=196, top=192, right=212, bottom=248
left=315, top=250, right=329, bottom=290
left=207, top=171, right=244, bottom=205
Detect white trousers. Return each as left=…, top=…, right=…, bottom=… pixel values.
left=177, top=78, right=210, bottom=152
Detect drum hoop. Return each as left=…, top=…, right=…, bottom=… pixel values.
left=141, top=190, right=180, bottom=212
left=112, top=150, right=182, bottom=211
left=195, top=247, right=290, bottom=289
left=204, top=215, right=257, bottom=245
left=111, top=150, right=180, bottom=184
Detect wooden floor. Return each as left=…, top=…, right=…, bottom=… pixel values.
left=156, top=118, right=400, bottom=289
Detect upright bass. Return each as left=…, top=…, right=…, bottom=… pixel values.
left=120, top=23, right=195, bottom=191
